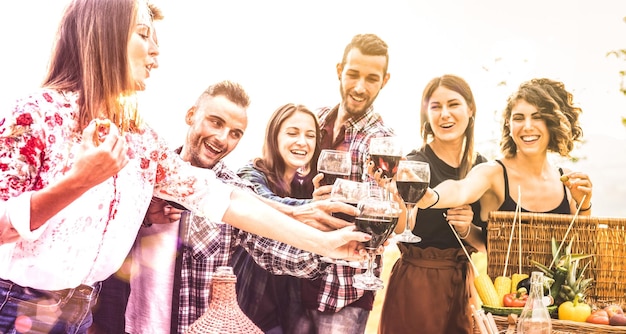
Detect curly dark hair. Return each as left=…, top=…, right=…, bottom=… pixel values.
left=500, top=78, right=583, bottom=158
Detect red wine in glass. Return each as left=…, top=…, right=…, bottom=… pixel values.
left=370, top=154, right=401, bottom=179
left=355, top=215, right=398, bottom=249
left=331, top=200, right=358, bottom=222
left=319, top=170, right=349, bottom=186
left=396, top=181, right=429, bottom=204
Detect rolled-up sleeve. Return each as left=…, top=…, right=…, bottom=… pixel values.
left=0, top=191, right=46, bottom=243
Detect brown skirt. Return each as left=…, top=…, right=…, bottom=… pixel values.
left=378, top=244, right=476, bottom=334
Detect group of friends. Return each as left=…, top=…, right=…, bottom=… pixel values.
left=0, top=1, right=593, bottom=334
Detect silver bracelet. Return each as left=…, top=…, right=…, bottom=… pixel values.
left=458, top=225, right=471, bottom=239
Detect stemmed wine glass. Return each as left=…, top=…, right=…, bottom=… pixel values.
left=352, top=193, right=400, bottom=290
left=369, top=137, right=403, bottom=180
left=394, top=160, right=430, bottom=243
left=319, top=179, right=369, bottom=265
left=317, top=150, right=351, bottom=186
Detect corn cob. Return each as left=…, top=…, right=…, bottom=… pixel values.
left=494, top=276, right=512, bottom=304
left=474, top=274, right=502, bottom=307
left=511, top=273, right=529, bottom=293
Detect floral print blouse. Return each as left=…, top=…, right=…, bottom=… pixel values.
left=0, top=89, right=232, bottom=290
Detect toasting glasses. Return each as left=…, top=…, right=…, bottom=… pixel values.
left=319, top=179, right=370, bottom=266
left=317, top=150, right=351, bottom=186
left=393, top=160, right=430, bottom=243
left=369, top=137, right=403, bottom=180
left=352, top=193, right=400, bottom=290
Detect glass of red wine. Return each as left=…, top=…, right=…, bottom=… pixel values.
left=369, top=137, right=403, bottom=180
left=352, top=193, right=400, bottom=291
left=394, top=160, right=430, bottom=243
left=319, top=179, right=370, bottom=266
left=317, top=150, right=351, bottom=186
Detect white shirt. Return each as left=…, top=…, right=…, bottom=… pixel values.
left=0, top=89, right=232, bottom=290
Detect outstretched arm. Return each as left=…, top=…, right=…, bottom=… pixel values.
left=419, top=162, right=497, bottom=210
left=223, top=188, right=370, bottom=260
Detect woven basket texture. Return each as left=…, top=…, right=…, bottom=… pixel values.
left=185, top=268, right=263, bottom=334
left=486, top=211, right=626, bottom=309
left=491, top=314, right=626, bottom=334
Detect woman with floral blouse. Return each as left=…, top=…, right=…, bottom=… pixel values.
left=0, top=1, right=370, bottom=332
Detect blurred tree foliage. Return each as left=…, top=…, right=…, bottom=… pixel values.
left=607, top=16, right=626, bottom=127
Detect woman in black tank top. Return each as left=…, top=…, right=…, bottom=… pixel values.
left=416, top=78, right=594, bottom=220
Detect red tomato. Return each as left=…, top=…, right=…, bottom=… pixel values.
left=503, top=292, right=528, bottom=307
left=586, top=309, right=610, bottom=325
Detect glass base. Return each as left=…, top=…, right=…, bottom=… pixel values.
left=352, top=273, right=384, bottom=291
left=394, top=230, right=422, bottom=243
left=347, top=261, right=377, bottom=269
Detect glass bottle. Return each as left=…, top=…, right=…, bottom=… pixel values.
left=185, top=266, right=263, bottom=334
left=517, top=271, right=552, bottom=334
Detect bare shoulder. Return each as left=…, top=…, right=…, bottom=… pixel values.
left=468, top=160, right=503, bottom=178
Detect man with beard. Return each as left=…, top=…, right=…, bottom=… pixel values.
left=91, top=80, right=359, bottom=334
left=294, top=33, right=395, bottom=333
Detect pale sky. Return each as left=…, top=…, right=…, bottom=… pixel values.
left=1, top=0, right=626, bottom=215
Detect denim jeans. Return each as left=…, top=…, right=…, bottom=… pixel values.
left=0, top=279, right=101, bottom=334
left=292, top=306, right=369, bottom=334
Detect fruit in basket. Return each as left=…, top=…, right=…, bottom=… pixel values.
left=586, top=309, right=610, bottom=325
left=610, top=313, right=626, bottom=326
left=531, top=237, right=593, bottom=305
left=558, top=295, right=592, bottom=322
left=605, top=304, right=624, bottom=318
left=503, top=288, right=528, bottom=307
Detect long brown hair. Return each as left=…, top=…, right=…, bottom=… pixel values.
left=420, top=74, right=477, bottom=178
left=42, top=0, right=155, bottom=133
left=254, top=103, right=321, bottom=197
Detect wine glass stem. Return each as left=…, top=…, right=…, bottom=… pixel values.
left=365, top=251, right=376, bottom=279
left=404, top=203, right=415, bottom=234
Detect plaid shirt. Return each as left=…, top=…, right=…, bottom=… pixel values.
left=175, top=160, right=328, bottom=333
left=312, top=104, right=395, bottom=312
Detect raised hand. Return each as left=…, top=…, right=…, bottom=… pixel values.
left=71, top=119, right=129, bottom=188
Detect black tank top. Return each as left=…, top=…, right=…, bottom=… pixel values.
left=496, top=160, right=570, bottom=214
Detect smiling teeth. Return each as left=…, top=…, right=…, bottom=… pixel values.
left=351, top=95, right=364, bottom=102
left=521, top=135, right=539, bottom=142
left=207, top=142, right=222, bottom=153
left=292, top=150, right=306, bottom=155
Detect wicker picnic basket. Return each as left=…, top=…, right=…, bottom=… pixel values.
left=185, top=266, right=263, bottom=334
left=488, top=314, right=626, bottom=333
left=481, top=211, right=626, bottom=333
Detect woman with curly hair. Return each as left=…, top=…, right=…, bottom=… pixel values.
left=419, top=78, right=593, bottom=218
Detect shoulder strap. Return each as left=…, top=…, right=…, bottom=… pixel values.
left=495, top=160, right=509, bottom=197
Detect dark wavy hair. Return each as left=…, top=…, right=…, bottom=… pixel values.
left=420, top=74, right=477, bottom=178
left=254, top=103, right=321, bottom=197
left=341, top=33, right=389, bottom=76
left=500, top=78, right=583, bottom=158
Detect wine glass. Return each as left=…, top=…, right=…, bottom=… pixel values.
left=352, top=194, right=400, bottom=291
left=317, top=150, right=351, bottom=186
left=369, top=137, right=403, bottom=180
left=319, top=179, right=370, bottom=266
left=394, top=160, right=430, bottom=243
